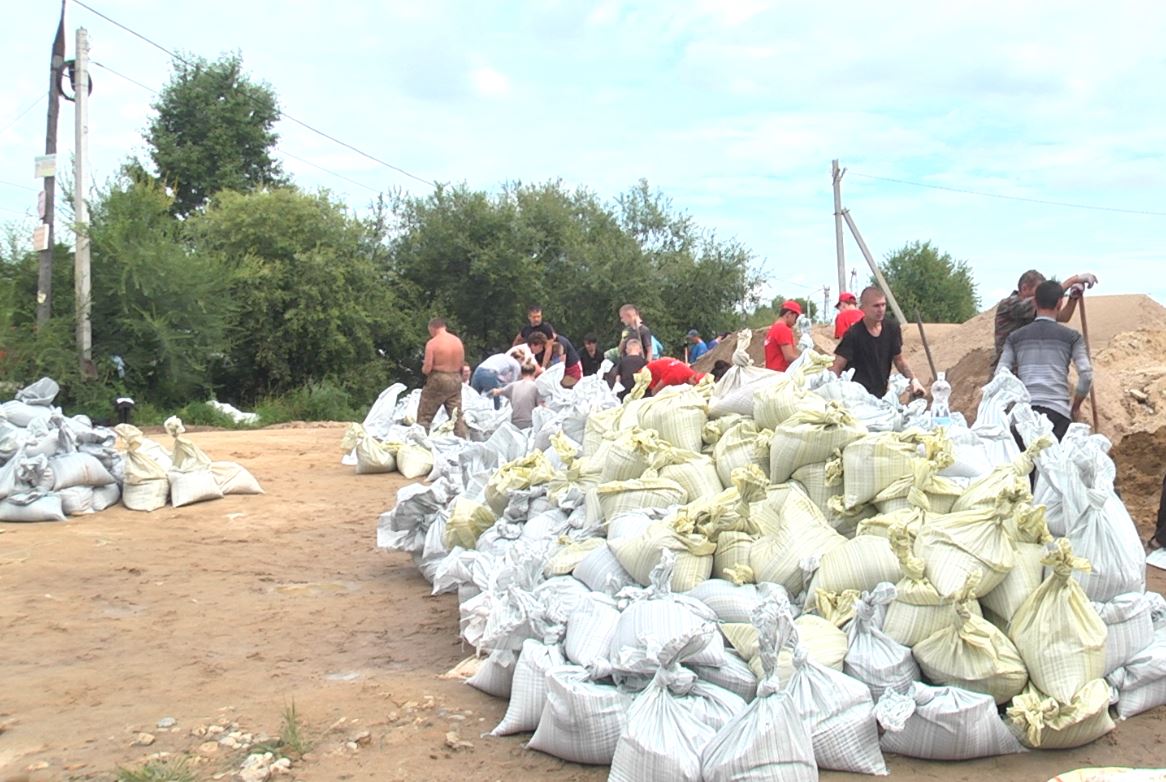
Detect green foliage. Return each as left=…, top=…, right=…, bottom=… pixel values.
left=873, top=241, right=979, bottom=323
left=146, top=53, right=283, bottom=216
left=89, top=177, right=229, bottom=408
left=749, top=294, right=819, bottom=330
left=255, top=380, right=363, bottom=424
left=189, top=188, right=416, bottom=403
left=116, top=757, right=195, bottom=782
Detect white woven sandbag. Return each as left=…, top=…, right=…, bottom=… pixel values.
left=749, top=489, right=846, bottom=595
left=916, top=506, right=1017, bottom=598
left=527, top=665, right=632, bottom=764
left=600, top=427, right=665, bottom=483
left=876, top=682, right=1025, bottom=761
left=658, top=454, right=723, bottom=503
left=837, top=431, right=935, bottom=510
left=59, top=485, right=95, bottom=515
left=1094, top=593, right=1155, bottom=677
left=609, top=520, right=714, bottom=592
left=14, top=377, right=59, bottom=406
left=775, top=615, right=847, bottom=684
left=687, top=580, right=765, bottom=624
left=465, top=649, right=515, bottom=699
left=1006, top=679, right=1115, bottom=749
left=882, top=523, right=981, bottom=647
left=1107, top=628, right=1166, bottom=719
left=791, top=461, right=843, bottom=515
left=713, top=420, right=772, bottom=488
left=700, top=603, right=818, bottom=782
left=981, top=506, right=1052, bottom=622
left=210, top=461, right=264, bottom=495
left=787, top=642, right=886, bottom=775
left=573, top=544, right=636, bottom=595
left=687, top=650, right=758, bottom=703
left=753, top=373, right=826, bottom=430
left=345, top=423, right=396, bottom=473
left=707, top=330, right=783, bottom=419
left=491, top=640, right=566, bottom=736
left=0, top=491, right=66, bottom=522
left=806, top=534, right=902, bottom=606
left=168, top=468, right=224, bottom=507
left=913, top=578, right=1028, bottom=705
left=122, top=480, right=169, bottom=512
left=544, top=538, right=606, bottom=576
left=595, top=478, right=686, bottom=523
left=92, top=483, right=121, bottom=512
left=769, top=402, right=867, bottom=485
left=49, top=452, right=116, bottom=491
left=609, top=632, right=718, bottom=782
left=1062, top=482, right=1146, bottom=603
left=396, top=441, right=434, bottom=479
left=712, top=531, right=754, bottom=581
left=564, top=593, right=620, bottom=669
left=1, top=400, right=53, bottom=427
left=843, top=583, right=920, bottom=700
left=1009, top=539, right=1106, bottom=703
left=638, top=387, right=707, bottom=453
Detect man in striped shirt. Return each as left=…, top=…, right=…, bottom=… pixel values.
left=993, top=269, right=1097, bottom=366
left=995, top=280, right=1093, bottom=440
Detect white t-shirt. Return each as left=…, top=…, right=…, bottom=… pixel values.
left=478, top=353, right=522, bottom=384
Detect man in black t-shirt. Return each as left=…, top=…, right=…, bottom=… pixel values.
left=618, top=304, right=654, bottom=361
left=514, top=305, right=556, bottom=368
left=579, top=335, right=604, bottom=376
left=831, top=287, right=926, bottom=399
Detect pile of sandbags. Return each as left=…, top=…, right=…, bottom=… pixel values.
left=373, top=336, right=1164, bottom=777
left=0, top=378, right=122, bottom=521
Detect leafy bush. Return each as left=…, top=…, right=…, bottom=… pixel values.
left=255, top=380, right=362, bottom=424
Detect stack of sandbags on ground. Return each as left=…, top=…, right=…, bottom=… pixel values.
left=161, top=417, right=263, bottom=507
left=374, top=351, right=1166, bottom=775
left=0, top=378, right=123, bottom=521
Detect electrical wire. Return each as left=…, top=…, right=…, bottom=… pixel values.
left=850, top=171, right=1166, bottom=218
left=0, top=179, right=40, bottom=193
left=0, top=94, right=46, bottom=136
left=72, top=0, right=437, bottom=187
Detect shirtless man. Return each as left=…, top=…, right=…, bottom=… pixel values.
left=417, top=317, right=467, bottom=438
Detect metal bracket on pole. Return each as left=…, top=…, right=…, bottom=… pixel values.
left=841, top=208, right=909, bottom=325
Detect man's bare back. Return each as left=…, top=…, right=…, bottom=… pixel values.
left=425, top=330, right=465, bottom=374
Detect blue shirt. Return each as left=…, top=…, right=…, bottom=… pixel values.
left=688, top=340, right=709, bottom=362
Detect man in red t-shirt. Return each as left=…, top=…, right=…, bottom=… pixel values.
left=764, top=300, right=802, bottom=372
left=645, top=357, right=703, bottom=394
left=833, top=291, right=863, bottom=338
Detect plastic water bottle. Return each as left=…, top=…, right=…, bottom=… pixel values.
left=930, top=371, right=952, bottom=426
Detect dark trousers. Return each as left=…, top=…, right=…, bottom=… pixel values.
left=1012, top=406, right=1071, bottom=491
left=1155, top=474, right=1166, bottom=548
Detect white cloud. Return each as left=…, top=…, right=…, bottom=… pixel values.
left=469, top=66, right=511, bottom=98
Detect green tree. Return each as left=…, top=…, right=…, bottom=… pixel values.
left=190, top=187, right=417, bottom=403
left=146, top=54, right=283, bottom=217
left=749, top=294, right=819, bottom=330
left=874, top=241, right=979, bottom=323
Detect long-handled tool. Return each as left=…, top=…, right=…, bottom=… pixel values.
left=1076, top=292, right=1101, bottom=431
left=915, top=310, right=938, bottom=385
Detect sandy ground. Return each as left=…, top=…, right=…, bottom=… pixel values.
left=1, top=426, right=1164, bottom=782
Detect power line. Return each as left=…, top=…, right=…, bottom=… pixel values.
left=850, top=171, right=1166, bottom=218
left=0, top=94, right=46, bottom=136
left=91, top=60, right=386, bottom=197
left=72, top=0, right=436, bottom=187
left=0, top=179, right=40, bottom=193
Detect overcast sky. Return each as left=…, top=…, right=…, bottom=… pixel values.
left=3, top=0, right=1164, bottom=311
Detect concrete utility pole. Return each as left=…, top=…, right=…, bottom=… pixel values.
left=841, top=208, right=909, bottom=326
left=37, top=2, right=67, bottom=329
left=74, top=27, right=92, bottom=370
left=822, top=286, right=831, bottom=324
left=832, top=159, right=847, bottom=294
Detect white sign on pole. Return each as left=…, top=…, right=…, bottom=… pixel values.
left=32, top=224, right=49, bottom=252
left=34, top=154, right=56, bottom=178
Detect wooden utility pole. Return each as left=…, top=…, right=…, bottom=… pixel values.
left=36, top=1, right=67, bottom=329
left=841, top=208, right=909, bottom=326
left=74, top=27, right=92, bottom=370
left=832, top=160, right=847, bottom=294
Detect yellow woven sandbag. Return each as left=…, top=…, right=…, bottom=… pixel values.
left=608, top=520, right=715, bottom=592
left=791, top=459, right=843, bottom=515
left=1008, top=539, right=1106, bottom=703
left=951, top=435, right=1052, bottom=515
left=485, top=450, right=557, bottom=514
left=855, top=506, right=927, bottom=542
left=982, top=505, right=1053, bottom=622
left=870, top=457, right=965, bottom=515
left=675, top=464, right=768, bottom=542
left=836, top=431, right=938, bottom=510
left=916, top=506, right=1018, bottom=598
left=600, top=427, right=667, bottom=483
left=583, top=406, right=623, bottom=456
left=749, top=490, right=846, bottom=594
left=443, top=497, right=498, bottom=549
left=702, top=414, right=745, bottom=450
left=882, top=523, right=982, bottom=648
left=814, top=589, right=862, bottom=628
left=625, top=366, right=652, bottom=402
left=805, top=534, right=902, bottom=606
left=713, top=530, right=755, bottom=579
left=658, top=453, right=724, bottom=503
left=713, top=420, right=772, bottom=487
left=595, top=477, right=687, bottom=522
left=769, top=402, right=867, bottom=484
left=544, top=537, right=607, bottom=576
left=754, top=374, right=826, bottom=430
left=753, top=482, right=828, bottom=538
left=912, top=575, right=1028, bottom=705
left=396, top=442, right=435, bottom=480
left=638, top=387, right=708, bottom=453
left=1007, top=679, right=1115, bottom=750
left=726, top=614, right=847, bottom=684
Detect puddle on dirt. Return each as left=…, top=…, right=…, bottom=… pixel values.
left=271, top=581, right=360, bottom=597
left=325, top=671, right=362, bottom=682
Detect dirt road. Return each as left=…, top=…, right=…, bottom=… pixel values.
left=1, top=426, right=1162, bottom=781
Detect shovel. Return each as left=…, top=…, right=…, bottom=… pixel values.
left=1076, top=292, right=1101, bottom=432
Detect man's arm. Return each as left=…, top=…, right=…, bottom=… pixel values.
left=642, top=327, right=654, bottom=361
left=830, top=355, right=848, bottom=376
left=893, top=354, right=926, bottom=396
left=996, top=339, right=1016, bottom=376
left=781, top=343, right=800, bottom=363
left=1070, top=335, right=1094, bottom=420
left=422, top=341, right=435, bottom=376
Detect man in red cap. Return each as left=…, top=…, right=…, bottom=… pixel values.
left=645, top=357, right=704, bottom=395
left=764, top=300, right=803, bottom=372
left=833, top=291, right=863, bottom=339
